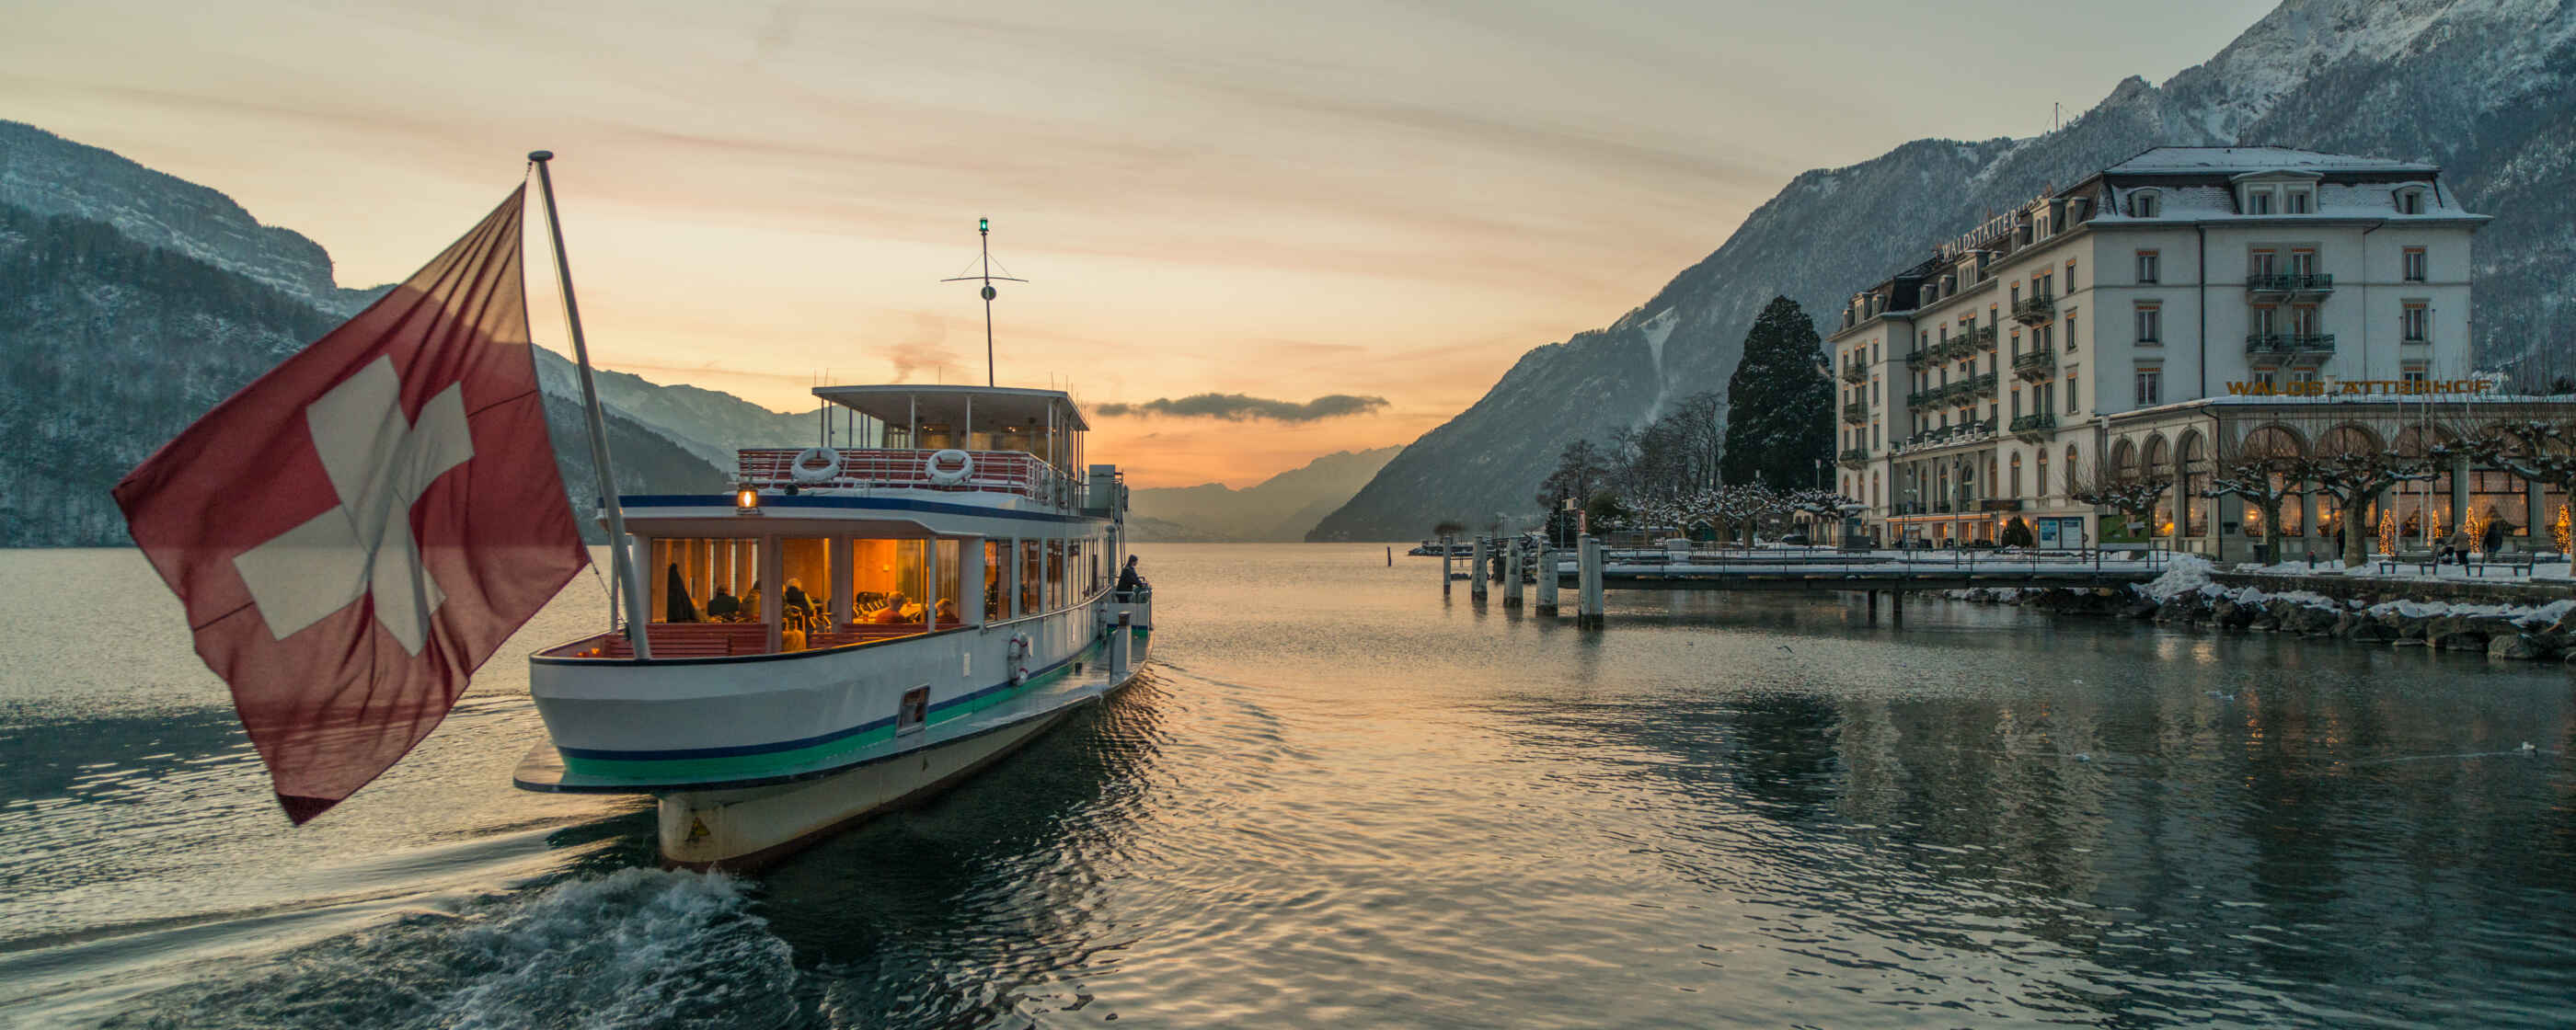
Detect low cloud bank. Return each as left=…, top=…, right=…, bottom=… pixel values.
left=1094, top=393, right=1388, bottom=422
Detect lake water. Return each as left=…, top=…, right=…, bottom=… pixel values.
left=3, top=544, right=2572, bottom=1028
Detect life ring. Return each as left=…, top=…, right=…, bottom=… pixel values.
left=926, top=448, right=974, bottom=486
left=1006, top=632, right=1032, bottom=684
left=790, top=446, right=844, bottom=485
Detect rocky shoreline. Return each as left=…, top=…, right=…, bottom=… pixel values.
left=1942, top=556, right=2576, bottom=663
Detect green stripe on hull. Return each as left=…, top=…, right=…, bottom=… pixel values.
left=558, top=635, right=1137, bottom=785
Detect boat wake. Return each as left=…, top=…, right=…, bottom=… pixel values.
left=93, top=869, right=798, bottom=1030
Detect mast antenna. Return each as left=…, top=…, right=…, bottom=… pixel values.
left=941, top=217, right=1028, bottom=386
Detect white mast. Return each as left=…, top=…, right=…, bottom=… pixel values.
left=529, top=151, right=653, bottom=660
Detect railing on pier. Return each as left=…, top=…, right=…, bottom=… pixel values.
left=736, top=448, right=1070, bottom=503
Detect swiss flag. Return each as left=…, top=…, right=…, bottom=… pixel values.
left=113, top=186, right=589, bottom=824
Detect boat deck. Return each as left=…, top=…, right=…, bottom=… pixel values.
left=539, top=620, right=972, bottom=659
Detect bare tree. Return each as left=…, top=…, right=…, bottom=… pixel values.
left=2069, top=460, right=2170, bottom=543
left=2304, top=422, right=2435, bottom=567
left=2203, top=425, right=2306, bottom=560
left=2439, top=417, right=2576, bottom=521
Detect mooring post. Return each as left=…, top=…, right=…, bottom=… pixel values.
left=1867, top=589, right=1879, bottom=624
left=1536, top=544, right=1560, bottom=614
left=1891, top=589, right=1903, bottom=624
left=1578, top=534, right=1606, bottom=629
left=1503, top=539, right=1524, bottom=608
left=1471, top=536, right=1489, bottom=601
left=1441, top=533, right=1455, bottom=595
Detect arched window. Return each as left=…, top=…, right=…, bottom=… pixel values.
left=2011, top=452, right=2024, bottom=498
left=2064, top=445, right=2079, bottom=495
left=2036, top=450, right=2050, bottom=499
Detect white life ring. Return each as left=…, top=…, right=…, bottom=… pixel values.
left=926, top=448, right=974, bottom=486
left=1006, top=632, right=1032, bottom=684
left=789, top=446, right=844, bottom=485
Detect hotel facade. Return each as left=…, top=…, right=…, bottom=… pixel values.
left=1827, top=146, right=2567, bottom=557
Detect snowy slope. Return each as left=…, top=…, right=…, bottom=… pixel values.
left=1313, top=0, right=2576, bottom=541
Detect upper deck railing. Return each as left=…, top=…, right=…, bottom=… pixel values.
left=736, top=448, right=1073, bottom=504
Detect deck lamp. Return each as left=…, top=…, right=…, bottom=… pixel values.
left=737, top=486, right=761, bottom=513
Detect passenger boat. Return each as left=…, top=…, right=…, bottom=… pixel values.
left=513, top=384, right=1153, bottom=869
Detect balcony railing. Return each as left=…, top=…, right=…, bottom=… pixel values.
left=1899, top=419, right=1997, bottom=451
left=736, top=447, right=1072, bottom=504
left=2011, top=294, right=2056, bottom=325
left=2009, top=412, right=2057, bottom=439
left=1964, top=372, right=1998, bottom=400
left=1841, top=362, right=1868, bottom=384
left=1906, top=349, right=1933, bottom=369
left=1839, top=447, right=1870, bottom=467
left=2245, top=332, right=2336, bottom=364
left=1964, top=325, right=1998, bottom=350
left=2246, top=272, right=2334, bottom=296
left=1842, top=401, right=1869, bottom=424
left=2012, top=349, right=2056, bottom=381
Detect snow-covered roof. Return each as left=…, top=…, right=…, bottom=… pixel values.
left=2107, top=146, right=2437, bottom=176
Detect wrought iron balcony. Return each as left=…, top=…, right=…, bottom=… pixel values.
left=2246, top=272, right=2333, bottom=297
left=1841, top=362, right=1867, bottom=384
left=2009, top=412, right=2057, bottom=440
left=1965, top=325, right=1998, bottom=350
left=1965, top=372, right=1998, bottom=399
left=1842, top=401, right=1869, bottom=424
left=2245, top=332, right=2336, bottom=366
left=1838, top=447, right=1870, bottom=467
left=2011, top=294, right=2055, bottom=325
left=2011, top=349, right=2055, bottom=381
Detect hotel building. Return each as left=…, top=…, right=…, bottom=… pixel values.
left=1827, top=146, right=2570, bottom=557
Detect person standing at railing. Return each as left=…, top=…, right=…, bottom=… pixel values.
left=1116, top=555, right=1147, bottom=601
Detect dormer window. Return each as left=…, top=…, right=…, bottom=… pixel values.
left=2396, top=187, right=2428, bottom=214
left=2244, top=188, right=2274, bottom=215
left=2285, top=189, right=2311, bottom=214
left=2129, top=190, right=2160, bottom=218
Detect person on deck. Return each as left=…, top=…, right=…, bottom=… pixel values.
left=1116, top=555, right=1146, bottom=599
left=663, top=563, right=699, bottom=623
left=705, top=586, right=741, bottom=621
left=873, top=592, right=912, bottom=624
left=783, top=578, right=815, bottom=624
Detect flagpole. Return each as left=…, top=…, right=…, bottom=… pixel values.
left=529, top=151, right=653, bottom=660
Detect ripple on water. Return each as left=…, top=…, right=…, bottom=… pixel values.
left=97, top=869, right=797, bottom=1030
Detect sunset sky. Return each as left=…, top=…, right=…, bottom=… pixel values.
left=6, top=0, right=2271, bottom=486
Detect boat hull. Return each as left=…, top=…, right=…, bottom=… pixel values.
left=659, top=625, right=1147, bottom=869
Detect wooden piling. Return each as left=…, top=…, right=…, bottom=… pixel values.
left=1536, top=544, right=1559, bottom=615
left=1503, top=538, right=1524, bottom=608
left=1577, top=534, right=1605, bottom=629
left=1471, top=536, right=1489, bottom=601
left=1440, top=533, right=1454, bottom=595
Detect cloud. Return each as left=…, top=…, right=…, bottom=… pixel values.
left=878, top=315, right=960, bottom=383
left=1093, top=393, right=1389, bottom=422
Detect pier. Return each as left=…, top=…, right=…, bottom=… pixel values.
left=1438, top=534, right=2172, bottom=624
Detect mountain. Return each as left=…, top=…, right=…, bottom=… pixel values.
left=1311, top=0, right=2576, bottom=542
left=1130, top=446, right=1400, bottom=541
left=0, top=125, right=743, bottom=546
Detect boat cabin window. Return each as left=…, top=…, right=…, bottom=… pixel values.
left=650, top=538, right=760, bottom=624
left=983, top=541, right=1006, bottom=621
left=1019, top=540, right=1042, bottom=614
left=778, top=538, right=832, bottom=631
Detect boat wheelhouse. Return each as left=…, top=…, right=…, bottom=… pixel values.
left=516, top=383, right=1153, bottom=869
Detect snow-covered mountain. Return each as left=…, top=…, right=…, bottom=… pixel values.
left=1313, top=0, right=2576, bottom=541
left=0, top=122, right=763, bottom=545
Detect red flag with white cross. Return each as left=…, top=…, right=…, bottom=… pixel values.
left=113, top=186, right=588, bottom=824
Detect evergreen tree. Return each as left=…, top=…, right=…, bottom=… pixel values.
left=1718, top=296, right=1834, bottom=492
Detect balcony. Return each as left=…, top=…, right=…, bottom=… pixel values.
left=1899, top=419, right=1998, bottom=452
left=1838, top=447, right=1870, bottom=468
left=2011, top=349, right=2056, bottom=382
left=1841, top=362, right=1868, bottom=384
left=1964, top=325, right=1998, bottom=350
left=1906, top=349, right=1933, bottom=369
left=2009, top=412, right=2057, bottom=441
left=1964, top=372, right=1998, bottom=400
left=1842, top=401, right=1869, bottom=424
left=2246, top=272, right=2333, bottom=299
left=2010, top=294, right=2055, bottom=326
left=2245, top=332, right=2336, bottom=367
